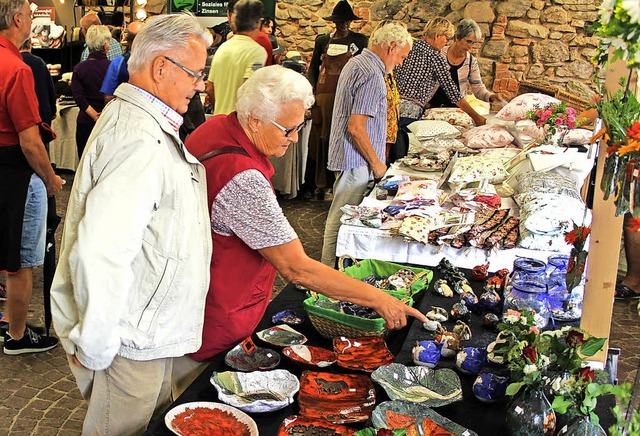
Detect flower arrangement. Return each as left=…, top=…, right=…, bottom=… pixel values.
left=564, top=224, right=591, bottom=292
left=527, top=102, right=580, bottom=146
left=591, top=0, right=640, bottom=219
left=593, top=0, right=640, bottom=69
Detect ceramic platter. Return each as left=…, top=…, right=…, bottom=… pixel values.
left=271, top=310, right=305, bottom=326
left=282, top=345, right=337, bottom=369
left=298, top=371, right=376, bottom=424
left=165, top=401, right=258, bottom=436
left=372, top=400, right=477, bottom=436
left=371, top=363, right=463, bottom=407
left=333, top=336, right=395, bottom=372
left=256, top=324, right=307, bottom=347
left=277, top=415, right=357, bottom=436
left=224, top=341, right=280, bottom=372
left=210, top=369, right=300, bottom=413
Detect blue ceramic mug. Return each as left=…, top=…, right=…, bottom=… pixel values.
left=472, top=372, right=509, bottom=402
left=455, top=347, right=487, bottom=374
left=412, top=340, right=443, bottom=368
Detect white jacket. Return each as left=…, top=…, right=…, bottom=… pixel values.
left=51, top=83, right=212, bottom=370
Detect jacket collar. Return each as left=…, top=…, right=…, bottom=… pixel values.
left=113, top=83, right=200, bottom=165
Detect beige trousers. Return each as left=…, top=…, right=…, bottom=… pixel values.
left=68, top=354, right=174, bottom=436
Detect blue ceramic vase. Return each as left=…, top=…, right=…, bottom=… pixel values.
left=412, top=340, right=443, bottom=368
left=472, top=372, right=509, bottom=403
left=455, top=347, right=487, bottom=374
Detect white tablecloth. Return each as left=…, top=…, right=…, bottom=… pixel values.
left=335, top=149, right=593, bottom=271
left=50, top=104, right=79, bottom=171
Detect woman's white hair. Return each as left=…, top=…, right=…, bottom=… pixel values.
left=85, top=25, right=111, bottom=53
left=236, top=65, right=314, bottom=125
left=128, top=13, right=213, bottom=75
left=369, top=20, right=412, bottom=49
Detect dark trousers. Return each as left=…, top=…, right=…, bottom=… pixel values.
left=76, top=121, right=95, bottom=160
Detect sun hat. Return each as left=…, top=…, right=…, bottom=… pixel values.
left=323, top=1, right=360, bottom=22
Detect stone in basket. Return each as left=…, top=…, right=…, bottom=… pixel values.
left=303, top=258, right=433, bottom=339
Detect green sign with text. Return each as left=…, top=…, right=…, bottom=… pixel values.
left=168, top=0, right=275, bottom=18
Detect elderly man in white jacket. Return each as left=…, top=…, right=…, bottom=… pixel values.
left=51, top=13, right=212, bottom=435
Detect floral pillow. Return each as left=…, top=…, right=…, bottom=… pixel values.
left=495, top=93, right=561, bottom=121
left=423, top=108, right=475, bottom=132
left=563, top=128, right=593, bottom=145
left=448, top=156, right=509, bottom=185
left=515, top=119, right=545, bottom=141
left=407, top=119, right=461, bottom=139
left=462, top=124, right=515, bottom=149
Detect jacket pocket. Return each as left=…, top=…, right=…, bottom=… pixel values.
left=132, top=242, right=179, bottom=335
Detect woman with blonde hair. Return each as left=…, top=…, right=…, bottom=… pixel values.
left=395, top=17, right=486, bottom=128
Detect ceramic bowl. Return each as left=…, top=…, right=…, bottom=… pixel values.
left=472, top=372, right=509, bottom=403
left=277, top=415, right=357, bottom=435
left=455, top=347, right=487, bottom=375
left=371, top=400, right=478, bottom=435
left=298, top=371, right=376, bottom=424
left=333, top=336, right=394, bottom=372
left=412, top=340, right=442, bottom=368
left=210, top=369, right=300, bottom=413
left=256, top=324, right=307, bottom=347
left=371, top=363, right=462, bottom=407
left=165, top=401, right=258, bottom=436
left=224, top=341, right=280, bottom=372
left=282, top=345, right=337, bottom=369
left=271, top=310, right=305, bottom=326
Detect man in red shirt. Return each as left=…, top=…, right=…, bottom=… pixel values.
left=0, top=0, right=64, bottom=354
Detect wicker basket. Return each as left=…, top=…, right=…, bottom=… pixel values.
left=555, top=89, right=591, bottom=114
left=303, top=257, right=433, bottom=339
left=517, top=80, right=558, bottom=97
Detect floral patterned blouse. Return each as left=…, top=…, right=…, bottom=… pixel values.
left=386, top=72, right=400, bottom=144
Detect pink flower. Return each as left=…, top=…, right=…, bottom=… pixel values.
left=567, top=107, right=577, bottom=116
left=554, top=118, right=564, bottom=126
left=529, top=326, right=540, bottom=335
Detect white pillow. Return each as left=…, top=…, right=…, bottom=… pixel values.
left=423, top=108, right=475, bottom=132
left=448, top=155, right=509, bottom=185
left=495, top=93, right=561, bottom=121
left=407, top=119, right=461, bottom=139
left=462, top=124, right=515, bottom=149
left=515, top=119, right=545, bottom=141
left=563, top=128, right=592, bottom=145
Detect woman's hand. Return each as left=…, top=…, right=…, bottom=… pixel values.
left=373, top=292, right=428, bottom=330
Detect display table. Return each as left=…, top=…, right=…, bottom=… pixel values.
left=145, top=266, right=615, bottom=435
left=269, top=120, right=311, bottom=199
left=50, top=103, right=79, bottom=171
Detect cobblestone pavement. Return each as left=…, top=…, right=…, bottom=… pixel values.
left=0, top=173, right=637, bottom=435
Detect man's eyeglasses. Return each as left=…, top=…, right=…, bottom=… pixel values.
left=163, top=56, right=206, bottom=85
left=271, top=120, right=305, bottom=138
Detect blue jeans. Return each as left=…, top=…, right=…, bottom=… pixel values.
left=20, top=173, right=47, bottom=268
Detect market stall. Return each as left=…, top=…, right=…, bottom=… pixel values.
left=145, top=265, right=616, bottom=436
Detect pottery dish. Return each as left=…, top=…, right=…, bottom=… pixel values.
left=165, top=401, right=258, bottom=436
left=256, top=324, right=307, bottom=347
left=210, top=369, right=299, bottom=413
left=371, top=363, right=462, bottom=407
left=333, top=336, right=395, bottom=372
left=224, top=341, right=280, bottom=372
left=282, top=345, right=337, bottom=369
left=372, top=400, right=478, bottom=435
left=277, top=415, right=357, bottom=436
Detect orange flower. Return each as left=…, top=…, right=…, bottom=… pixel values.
left=627, top=121, right=640, bottom=140
left=591, top=126, right=608, bottom=144
left=565, top=231, right=577, bottom=245
left=617, top=139, right=640, bottom=156
left=628, top=218, right=640, bottom=232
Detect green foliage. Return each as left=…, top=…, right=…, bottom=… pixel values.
left=609, top=383, right=640, bottom=436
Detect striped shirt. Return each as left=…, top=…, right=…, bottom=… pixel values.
left=395, top=39, right=463, bottom=119
left=327, top=49, right=387, bottom=171
left=131, top=85, right=183, bottom=134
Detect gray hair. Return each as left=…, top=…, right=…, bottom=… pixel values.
left=86, top=25, right=111, bottom=53
left=455, top=18, right=481, bottom=41
left=128, top=13, right=213, bottom=75
left=0, top=0, right=26, bottom=31
left=369, top=20, right=412, bottom=50
left=236, top=65, right=314, bottom=125
left=234, top=0, right=262, bottom=33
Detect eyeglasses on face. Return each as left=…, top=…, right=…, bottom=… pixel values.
left=271, top=119, right=305, bottom=138
left=163, top=56, right=206, bottom=85
left=464, top=38, right=482, bottom=46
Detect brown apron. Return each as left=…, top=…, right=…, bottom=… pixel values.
left=313, top=40, right=353, bottom=189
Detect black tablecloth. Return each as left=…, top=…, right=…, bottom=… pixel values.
left=146, top=266, right=615, bottom=435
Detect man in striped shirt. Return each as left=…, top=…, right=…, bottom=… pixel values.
left=321, top=21, right=412, bottom=266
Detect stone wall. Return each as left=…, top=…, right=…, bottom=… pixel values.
left=275, top=0, right=601, bottom=97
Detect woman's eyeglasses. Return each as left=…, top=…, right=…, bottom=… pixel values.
left=163, top=56, right=206, bottom=85
left=271, top=120, right=305, bottom=138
